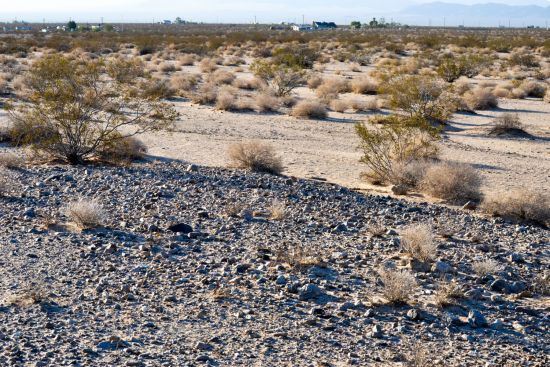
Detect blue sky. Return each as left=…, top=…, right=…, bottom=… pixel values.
left=1, top=1, right=549, bottom=23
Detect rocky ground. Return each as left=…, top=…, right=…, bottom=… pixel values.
left=0, top=161, right=548, bottom=366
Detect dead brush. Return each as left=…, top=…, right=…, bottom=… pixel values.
left=489, top=113, right=527, bottom=137
left=400, top=224, right=437, bottom=262
left=368, top=223, right=386, bottom=237
left=232, top=78, right=261, bottom=90
left=0, top=152, right=25, bottom=169
left=420, top=162, right=482, bottom=204
left=434, top=279, right=464, bottom=307
left=191, top=83, right=218, bottom=105
left=276, top=243, right=322, bottom=270
left=0, top=167, right=18, bottom=196
left=227, top=141, right=283, bottom=175
left=291, top=101, right=328, bottom=120
left=472, top=259, right=501, bottom=277
left=199, top=58, right=218, bottom=73
left=65, top=198, right=105, bottom=230
left=268, top=200, right=287, bottom=220
left=215, top=87, right=237, bottom=111
left=463, top=87, right=498, bottom=110
left=6, top=283, right=49, bottom=307
left=255, top=93, right=280, bottom=113
left=329, top=98, right=350, bottom=113
left=482, top=190, right=549, bottom=227
left=378, top=267, right=417, bottom=305
left=170, top=73, right=201, bottom=94
left=209, top=69, right=236, bottom=85
left=350, top=98, right=380, bottom=112
left=351, top=77, right=379, bottom=94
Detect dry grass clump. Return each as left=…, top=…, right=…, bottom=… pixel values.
left=472, top=259, right=501, bottom=277
left=434, top=279, right=464, bottom=307
left=199, top=58, right=218, bottom=73
left=316, top=78, right=351, bottom=102
left=481, top=190, right=550, bottom=226
left=463, top=88, right=498, bottom=110
left=519, top=80, right=547, bottom=98
left=350, top=98, right=380, bottom=112
left=400, top=224, right=437, bottom=262
left=178, top=54, right=195, bottom=66
left=209, top=69, right=236, bottom=85
left=232, top=78, right=261, bottom=90
left=215, top=86, right=237, bottom=110
left=390, top=160, right=431, bottom=188
left=158, top=62, right=178, bottom=73
left=191, top=83, right=218, bottom=105
left=493, top=87, right=511, bottom=98
left=65, top=198, right=105, bottom=229
left=269, top=200, right=287, bottom=220
left=0, top=170, right=14, bottom=196
left=98, top=136, right=147, bottom=163
left=227, top=141, right=283, bottom=174
left=255, top=93, right=280, bottom=113
left=545, top=89, right=550, bottom=103
left=351, top=77, right=379, bottom=95
left=291, top=101, right=328, bottom=120
left=329, top=98, right=350, bottom=113
left=307, top=74, right=324, bottom=89
left=170, top=73, right=201, bottom=94
left=420, top=162, right=482, bottom=204
left=379, top=268, right=417, bottom=304
left=139, top=78, right=175, bottom=99
left=276, top=243, right=322, bottom=269
left=0, top=152, right=24, bottom=169
left=489, top=113, right=526, bottom=136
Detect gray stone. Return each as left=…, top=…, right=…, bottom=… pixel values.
left=298, top=284, right=325, bottom=301
left=467, top=310, right=488, bottom=328
left=431, top=261, right=453, bottom=274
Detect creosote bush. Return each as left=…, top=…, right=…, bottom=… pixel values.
left=400, top=224, right=437, bottom=262
left=227, top=141, right=283, bottom=175
left=379, top=268, right=417, bottom=304
left=420, top=162, right=482, bottom=204
left=481, top=190, right=550, bottom=226
left=355, top=115, right=439, bottom=184
left=251, top=60, right=305, bottom=97
left=7, top=55, right=177, bottom=164
left=65, top=198, right=105, bottom=229
left=382, top=75, right=453, bottom=123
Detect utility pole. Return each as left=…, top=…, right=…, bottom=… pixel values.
left=443, top=17, right=445, bottom=28
left=302, top=14, right=305, bottom=25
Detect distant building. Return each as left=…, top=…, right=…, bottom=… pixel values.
left=15, top=25, right=32, bottom=31
left=312, top=21, right=337, bottom=30
left=163, top=20, right=172, bottom=25
left=292, top=24, right=313, bottom=32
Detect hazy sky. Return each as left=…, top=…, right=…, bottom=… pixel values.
left=2, top=0, right=549, bottom=23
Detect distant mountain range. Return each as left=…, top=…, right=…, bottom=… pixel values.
left=394, top=2, right=550, bottom=27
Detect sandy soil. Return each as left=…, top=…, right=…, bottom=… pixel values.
left=134, top=94, right=550, bottom=201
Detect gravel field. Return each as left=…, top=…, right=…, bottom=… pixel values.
left=0, top=162, right=548, bottom=366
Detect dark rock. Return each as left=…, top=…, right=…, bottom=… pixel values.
left=168, top=223, right=193, bottom=234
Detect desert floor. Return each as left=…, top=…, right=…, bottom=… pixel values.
left=2, top=61, right=549, bottom=203
left=136, top=95, right=550, bottom=201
